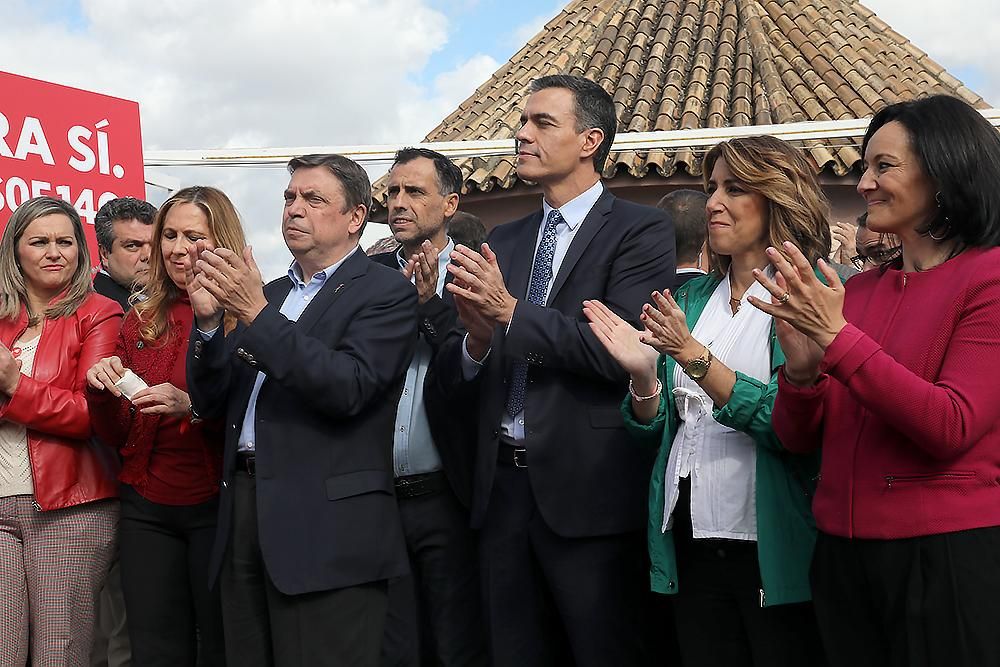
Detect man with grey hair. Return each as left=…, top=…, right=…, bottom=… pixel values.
left=92, top=196, right=156, bottom=310
left=185, top=153, right=418, bottom=665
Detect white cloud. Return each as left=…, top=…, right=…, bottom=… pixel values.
left=0, top=0, right=498, bottom=279
left=388, top=53, right=500, bottom=142
left=434, top=54, right=501, bottom=111
left=865, top=0, right=1000, bottom=104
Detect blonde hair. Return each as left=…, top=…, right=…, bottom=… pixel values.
left=0, top=197, right=94, bottom=323
left=134, top=186, right=247, bottom=342
left=702, top=136, right=832, bottom=274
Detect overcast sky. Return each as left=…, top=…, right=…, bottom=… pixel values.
left=2, top=0, right=997, bottom=279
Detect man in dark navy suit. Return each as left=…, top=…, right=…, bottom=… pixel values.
left=186, top=154, right=417, bottom=666
left=431, top=75, right=676, bottom=666
left=370, top=148, right=486, bottom=666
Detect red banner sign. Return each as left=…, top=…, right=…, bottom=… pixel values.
left=0, top=70, right=145, bottom=267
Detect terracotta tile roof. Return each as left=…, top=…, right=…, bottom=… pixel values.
left=365, top=236, right=400, bottom=256
left=372, top=0, right=987, bottom=211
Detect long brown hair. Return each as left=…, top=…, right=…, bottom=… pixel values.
left=702, top=136, right=832, bottom=274
left=134, top=186, right=247, bottom=342
left=0, top=197, right=94, bottom=323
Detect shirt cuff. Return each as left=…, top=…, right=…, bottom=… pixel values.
left=461, top=333, right=489, bottom=380
left=504, top=303, right=517, bottom=336
left=197, top=326, right=219, bottom=341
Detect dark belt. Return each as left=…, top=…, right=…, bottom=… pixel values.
left=236, top=452, right=256, bottom=477
left=497, top=440, right=527, bottom=468
left=394, top=471, right=447, bottom=499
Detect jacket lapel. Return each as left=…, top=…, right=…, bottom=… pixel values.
left=293, top=249, right=369, bottom=334
left=546, top=189, right=615, bottom=304
left=263, top=276, right=292, bottom=307
left=504, top=212, right=544, bottom=300
left=442, top=266, right=457, bottom=307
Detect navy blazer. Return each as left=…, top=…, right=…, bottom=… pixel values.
left=370, top=249, right=476, bottom=508
left=187, top=249, right=418, bottom=595
left=430, top=189, right=675, bottom=537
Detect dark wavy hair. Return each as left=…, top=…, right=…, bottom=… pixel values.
left=862, top=95, right=1000, bottom=248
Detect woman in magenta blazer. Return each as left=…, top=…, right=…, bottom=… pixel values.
left=750, top=95, right=1000, bottom=667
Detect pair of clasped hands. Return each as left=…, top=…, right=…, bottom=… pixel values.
left=86, top=240, right=266, bottom=417
left=582, top=242, right=848, bottom=387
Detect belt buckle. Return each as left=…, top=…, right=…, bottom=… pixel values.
left=243, top=455, right=256, bottom=477
left=513, top=447, right=527, bottom=468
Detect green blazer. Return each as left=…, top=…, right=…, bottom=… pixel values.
left=621, top=273, right=820, bottom=606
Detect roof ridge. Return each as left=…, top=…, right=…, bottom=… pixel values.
left=371, top=0, right=988, bottom=210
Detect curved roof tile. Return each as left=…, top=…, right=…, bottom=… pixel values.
left=372, top=0, right=987, bottom=211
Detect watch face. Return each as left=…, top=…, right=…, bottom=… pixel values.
left=685, top=358, right=710, bottom=379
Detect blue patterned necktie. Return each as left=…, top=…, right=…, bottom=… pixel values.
left=505, top=208, right=563, bottom=417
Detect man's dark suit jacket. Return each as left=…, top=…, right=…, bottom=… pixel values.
left=370, top=249, right=475, bottom=509
left=430, top=189, right=675, bottom=538
left=93, top=271, right=132, bottom=311
left=187, top=249, right=419, bottom=595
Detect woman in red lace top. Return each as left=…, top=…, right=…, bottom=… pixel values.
left=87, top=186, right=247, bottom=666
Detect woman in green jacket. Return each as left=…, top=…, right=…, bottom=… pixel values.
left=584, top=136, right=830, bottom=666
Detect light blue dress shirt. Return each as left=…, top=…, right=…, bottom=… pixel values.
left=463, top=180, right=605, bottom=441
left=198, top=245, right=360, bottom=454
left=391, top=237, right=455, bottom=476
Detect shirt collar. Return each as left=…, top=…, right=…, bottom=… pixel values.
left=541, top=180, right=604, bottom=231
left=288, top=244, right=360, bottom=288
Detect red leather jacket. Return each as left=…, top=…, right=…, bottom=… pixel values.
left=0, top=292, right=123, bottom=511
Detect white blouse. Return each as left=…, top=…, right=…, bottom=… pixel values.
left=0, top=335, right=40, bottom=498
left=662, top=274, right=773, bottom=541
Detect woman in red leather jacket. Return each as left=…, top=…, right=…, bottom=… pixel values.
left=0, top=196, right=123, bottom=665
left=87, top=186, right=246, bottom=666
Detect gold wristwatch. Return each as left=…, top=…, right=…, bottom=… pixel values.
left=682, top=346, right=713, bottom=380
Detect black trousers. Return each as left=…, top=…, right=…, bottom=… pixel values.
left=670, top=478, right=825, bottom=667
left=478, top=461, right=652, bottom=667
left=382, top=479, right=487, bottom=667
left=221, top=470, right=388, bottom=667
left=118, top=484, right=225, bottom=667
left=812, top=527, right=1000, bottom=667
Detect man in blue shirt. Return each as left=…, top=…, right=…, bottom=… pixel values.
left=186, top=154, right=418, bottom=666
left=370, top=148, right=487, bottom=666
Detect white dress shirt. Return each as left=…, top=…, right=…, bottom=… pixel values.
left=462, top=180, right=605, bottom=441
left=662, top=272, right=773, bottom=541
